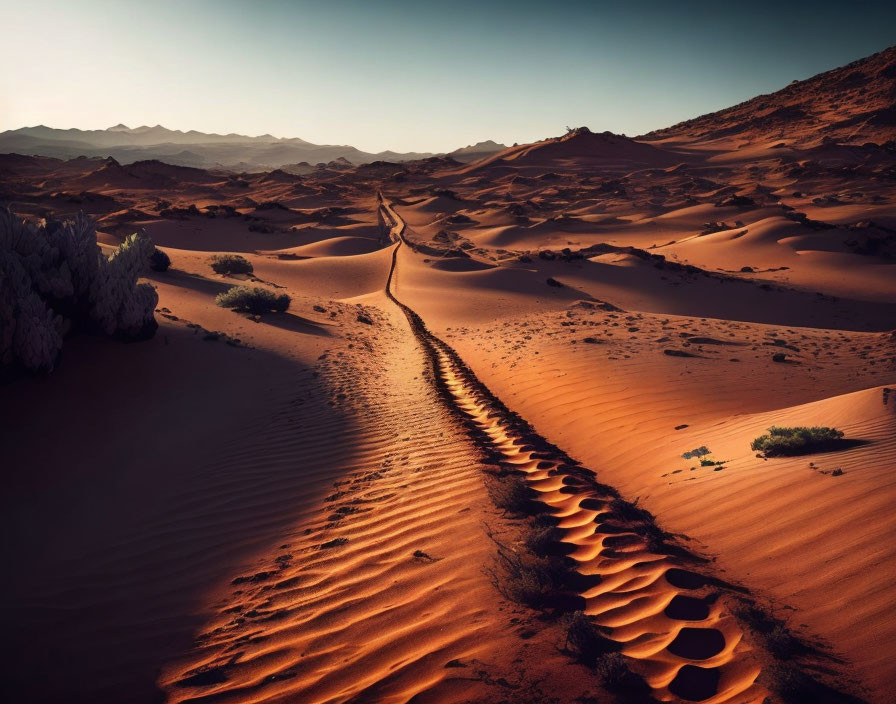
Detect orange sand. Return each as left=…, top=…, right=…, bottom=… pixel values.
left=2, top=45, right=895, bottom=704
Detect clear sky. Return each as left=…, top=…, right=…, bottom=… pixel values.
left=1, top=0, right=894, bottom=153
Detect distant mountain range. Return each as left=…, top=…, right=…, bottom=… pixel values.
left=6, top=44, right=893, bottom=173
left=0, top=124, right=507, bottom=170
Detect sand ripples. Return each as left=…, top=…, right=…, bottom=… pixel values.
left=420, top=335, right=766, bottom=703
left=378, top=194, right=767, bottom=703
left=162, top=303, right=511, bottom=704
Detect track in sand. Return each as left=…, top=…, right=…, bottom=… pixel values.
left=378, top=193, right=864, bottom=704
left=162, top=195, right=867, bottom=704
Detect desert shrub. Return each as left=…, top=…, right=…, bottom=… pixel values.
left=606, top=497, right=655, bottom=526
left=764, top=623, right=810, bottom=660
left=491, top=550, right=557, bottom=610
left=485, top=473, right=545, bottom=515
left=733, top=601, right=810, bottom=660
left=564, top=611, right=618, bottom=665
left=92, top=233, right=159, bottom=338
left=593, top=652, right=651, bottom=702
left=682, top=445, right=712, bottom=461
left=0, top=207, right=158, bottom=373
left=216, top=285, right=290, bottom=314
left=525, top=524, right=562, bottom=557
left=594, top=652, right=631, bottom=686
left=150, top=247, right=171, bottom=272
left=210, top=254, right=253, bottom=275
left=751, top=426, right=844, bottom=456
left=767, top=663, right=867, bottom=704
left=738, top=597, right=869, bottom=702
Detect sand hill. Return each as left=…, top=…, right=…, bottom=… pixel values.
left=642, top=45, right=896, bottom=148
left=2, top=45, right=894, bottom=704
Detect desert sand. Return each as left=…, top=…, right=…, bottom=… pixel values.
left=2, top=45, right=895, bottom=704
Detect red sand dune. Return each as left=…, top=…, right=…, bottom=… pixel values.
left=2, top=45, right=895, bottom=704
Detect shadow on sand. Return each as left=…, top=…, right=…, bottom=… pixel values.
left=255, top=311, right=334, bottom=336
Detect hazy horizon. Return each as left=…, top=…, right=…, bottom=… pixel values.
left=2, top=0, right=895, bottom=153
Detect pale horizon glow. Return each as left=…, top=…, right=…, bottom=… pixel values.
left=1, top=0, right=894, bottom=153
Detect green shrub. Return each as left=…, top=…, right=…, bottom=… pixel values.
left=751, top=426, right=845, bottom=456
left=210, top=254, right=253, bottom=275
left=1, top=208, right=158, bottom=373
left=682, top=446, right=711, bottom=461
left=216, top=285, right=290, bottom=314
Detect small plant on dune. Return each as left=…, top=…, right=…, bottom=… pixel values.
left=766, top=663, right=867, bottom=704
left=210, top=253, right=253, bottom=275
left=94, top=233, right=160, bottom=337
left=150, top=247, right=171, bottom=272
left=564, top=611, right=618, bottom=665
left=594, top=652, right=633, bottom=687
left=487, top=546, right=557, bottom=610
left=733, top=600, right=810, bottom=661
left=682, top=445, right=712, bottom=463
left=485, top=473, right=545, bottom=516
left=590, top=649, right=652, bottom=701
left=216, top=285, right=290, bottom=314
left=735, top=597, right=867, bottom=703
left=751, top=426, right=845, bottom=457
left=525, top=523, right=562, bottom=557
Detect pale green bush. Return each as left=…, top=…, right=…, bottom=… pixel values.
left=216, top=285, right=290, bottom=314
left=751, top=426, right=845, bottom=456
left=210, top=254, right=253, bottom=275
left=0, top=207, right=158, bottom=373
